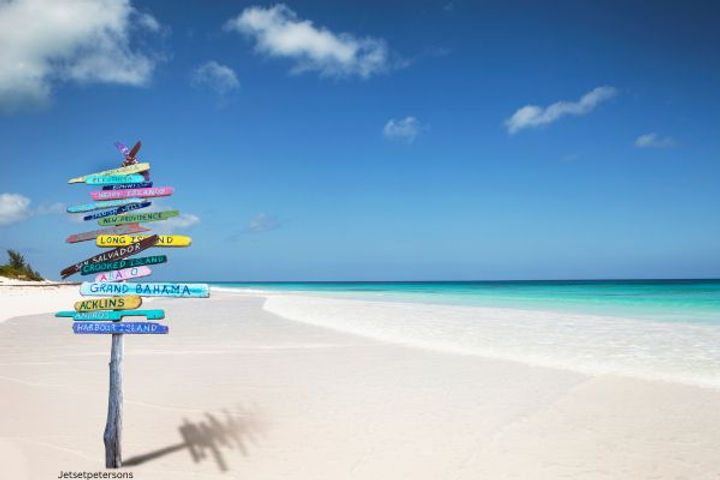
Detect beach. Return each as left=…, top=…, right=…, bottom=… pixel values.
left=2, top=286, right=720, bottom=479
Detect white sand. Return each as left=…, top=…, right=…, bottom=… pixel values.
left=0, top=280, right=79, bottom=323
left=1, top=289, right=720, bottom=479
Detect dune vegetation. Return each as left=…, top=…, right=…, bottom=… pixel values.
left=0, top=249, right=44, bottom=281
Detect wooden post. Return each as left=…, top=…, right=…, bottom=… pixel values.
left=104, top=333, right=123, bottom=468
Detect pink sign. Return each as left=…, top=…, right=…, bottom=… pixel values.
left=94, top=266, right=152, bottom=283
left=90, top=187, right=174, bottom=201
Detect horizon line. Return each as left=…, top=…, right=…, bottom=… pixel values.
left=197, top=277, right=720, bottom=283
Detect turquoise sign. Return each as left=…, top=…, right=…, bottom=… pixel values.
left=80, top=281, right=210, bottom=298
left=85, top=174, right=145, bottom=185
left=67, top=198, right=144, bottom=213
left=56, top=309, right=165, bottom=321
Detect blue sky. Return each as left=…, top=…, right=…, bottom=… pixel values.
left=1, top=0, right=719, bottom=281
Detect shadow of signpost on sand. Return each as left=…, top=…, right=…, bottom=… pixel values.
left=123, top=404, right=265, bottom=472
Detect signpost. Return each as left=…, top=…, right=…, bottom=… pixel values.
left=58, top=142, right=208, bottom=468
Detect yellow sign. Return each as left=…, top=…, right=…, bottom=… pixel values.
left=74, top=295, right=142, bottom=312
left=67, top=163, right=150, bottom=184
left=96, top=235, right=192, bottom=248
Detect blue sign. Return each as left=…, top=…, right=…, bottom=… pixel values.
left=80, top=282, right=210, bottom=298
left=102, top=181, right=153, bottom=191
left=83, top=201, right=151, bottom=221
left=73, top=322, right=168, bottom=334
left=56, top=309, right=165, bottom=321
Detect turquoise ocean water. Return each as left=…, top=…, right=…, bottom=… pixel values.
left=211, top=280, right=720, bottom=325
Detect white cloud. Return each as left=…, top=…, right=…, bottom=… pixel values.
left=228, top=213, right=281, bottom=240
left=192, top=61, right=240, bottom=95
left=384, top=116, right=421, bottom=143
left=0, top=195, right=84, bottom=225
left=163, top=213, right=200, bottom=232
left=137, top=12, right=161, bottom=32
left=634, top=133, right=676, bottom=149
left=140, top=199, right=200, bottom=233
left=246, top=213, right=280, bottom=233
left=505, top=86, right=617, bottom=134
left=36, top=202, right=66, bottom=215
left=224, top=4, right=389, bottom=78
left=0, top=0, right=161, bottom=112
left=0, top=193, right=32, bottom=225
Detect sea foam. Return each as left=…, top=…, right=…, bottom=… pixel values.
left=261, top=293, right=720, bottom=389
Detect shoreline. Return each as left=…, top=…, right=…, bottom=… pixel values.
left=2, top=289, right=720, bottom=478
left=225, top=287, right=720, bottom=390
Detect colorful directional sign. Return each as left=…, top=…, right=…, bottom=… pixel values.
left=83, top=201, right=151, bottom=221
left=80, top=282, right=210, bottom=298
left=85, top=174, right=145, bottom=185
left=102, top=182, right=153, bottom=191
left=74, top=295, right=142, bottom=312
left=73, top=322, right=168, bottom=334
left=91, top=186, right=174, bottom=201
left=97, top=235, right=191, bottom=248
left=98, top=210, right=179, bottom=226
left=80, top=255, right=167, bottom=275
left=67, top=162, right=150, bottom=184
left=56, top=309, right=165, bottom=321
left=60, top=235, right=159, bottom=278
left=95, top=266, right=152, bottom=282
left=67, top=198, right=145, bottom=214
left=65, top=223, right=150, bottom=244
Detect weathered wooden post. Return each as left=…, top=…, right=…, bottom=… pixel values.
left=104, top=333, right=124, bottom=468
